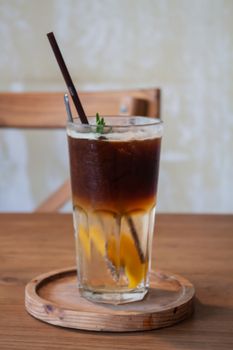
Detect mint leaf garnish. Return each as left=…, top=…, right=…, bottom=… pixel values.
left=96, top=113, right=106, bottom=133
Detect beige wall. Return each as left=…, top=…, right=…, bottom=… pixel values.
left=0, top=0, right=232, bottom=212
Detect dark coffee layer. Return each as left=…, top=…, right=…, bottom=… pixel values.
left=68, top=136, right=161, bottom=212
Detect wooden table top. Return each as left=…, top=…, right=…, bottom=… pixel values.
left=0, top=213, right=232, bottom=349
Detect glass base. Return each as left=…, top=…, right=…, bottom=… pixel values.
left=79, top=287, right=148, bottom=305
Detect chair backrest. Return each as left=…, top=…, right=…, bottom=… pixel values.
left=0, top=89, right=160, bottom=129
left=0, top=89, right=161, bottom=212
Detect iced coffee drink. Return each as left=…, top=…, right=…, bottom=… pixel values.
left=67, top=116, right=163, bottom=304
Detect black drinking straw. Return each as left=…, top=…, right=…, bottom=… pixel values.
left=47, top=31, right=144, bottom=264
left=47, top=32, right=89, bottom=124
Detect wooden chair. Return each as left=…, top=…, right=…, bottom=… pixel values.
left=0, top=89, right=161, bottom=212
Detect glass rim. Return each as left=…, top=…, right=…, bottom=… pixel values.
left=67, top=116, right=163, bottom=129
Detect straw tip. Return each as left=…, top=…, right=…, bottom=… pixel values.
left=47, top=32, right=54, bottom=38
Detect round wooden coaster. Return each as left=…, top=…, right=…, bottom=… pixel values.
left=25, top=267, right=195, bottom=332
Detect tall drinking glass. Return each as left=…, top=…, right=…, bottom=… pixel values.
left=67, top=116, right=163, bottom=304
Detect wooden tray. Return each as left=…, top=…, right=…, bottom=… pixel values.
left=25, top=267, right=195, bottom=332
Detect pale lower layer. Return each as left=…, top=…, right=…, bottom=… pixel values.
left=73, top=206, right=156, bottom=304
left=78, top=285, right=148, bottom=304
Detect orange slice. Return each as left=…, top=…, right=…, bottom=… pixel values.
left=78, top=225, right=90, bottom=259
left=120, top=232, right=145, bottom=289
left=107, top=235, right=120, bottom=269
left=89, top=226, right=106, bottom=257
left=106, top=232, right=146, bottom=289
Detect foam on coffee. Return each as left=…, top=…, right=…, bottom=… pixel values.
left=67, top=116, right=163, bottom=141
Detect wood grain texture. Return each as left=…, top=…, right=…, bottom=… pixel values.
left=0, top=89, right=160, bottom=129
left=0, top=213, right=233, bottom=349
left=25, top=267, right=194, bottom=332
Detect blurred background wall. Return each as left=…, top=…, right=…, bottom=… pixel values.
left=0, top=0, right=232, bottom=213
